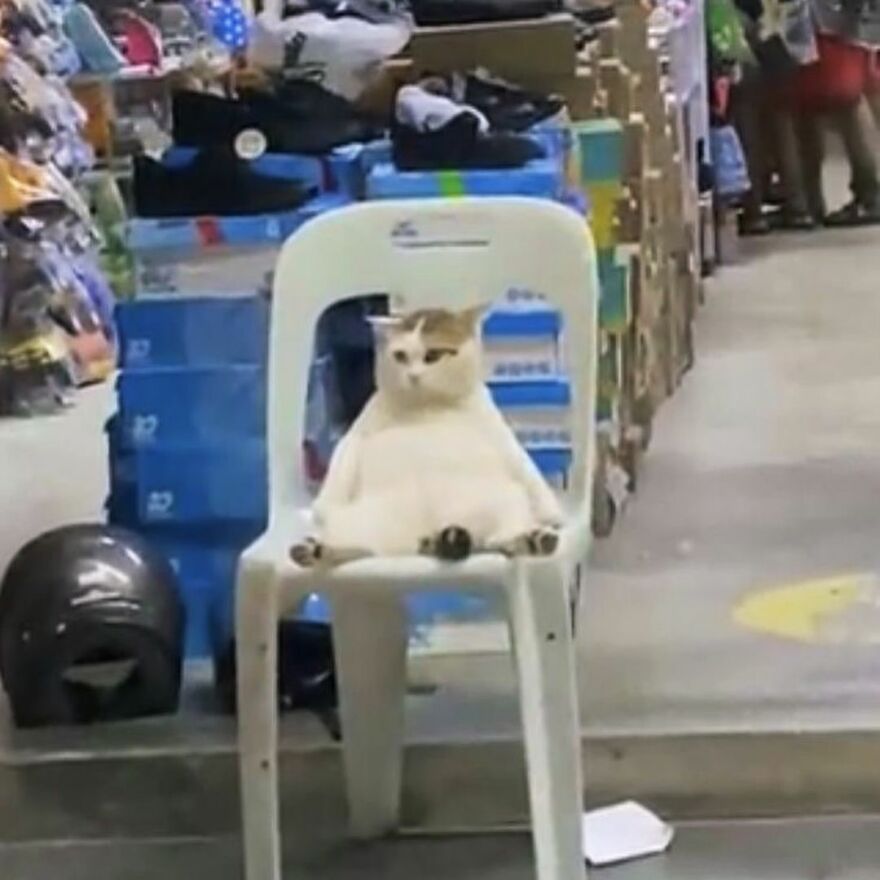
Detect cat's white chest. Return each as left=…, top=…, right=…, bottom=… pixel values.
left=357, top=407, right=507, bottom=493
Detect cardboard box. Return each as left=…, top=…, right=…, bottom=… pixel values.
left=410, top=14, right=576, bottom=80
left=598, top=59, right=636, bottom=119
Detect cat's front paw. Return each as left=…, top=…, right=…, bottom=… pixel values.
left=525, top=526, right=559, bottom=556
left=492, top=527, right=559, bottom=557
left=419, top=525, right=473, bottom=561
left=290, top=537, right=323, bottom=568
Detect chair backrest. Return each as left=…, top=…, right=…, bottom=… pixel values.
left=268, top=196, right=599, bottom=519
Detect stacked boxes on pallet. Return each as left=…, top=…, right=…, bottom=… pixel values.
left=110, top=154, right=355, bottom=656
left=109, top=295, right=270, bottom=657
left=573, top=118, right=636, bottom=528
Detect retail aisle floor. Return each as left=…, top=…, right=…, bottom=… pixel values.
left=580, top=220, right=880, bottom=732
left=2, top=815, right=880, bottom=879
left=0, top=383, right=110, bottom=577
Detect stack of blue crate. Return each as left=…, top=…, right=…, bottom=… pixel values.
left=109, top=295, right=271, bottom=657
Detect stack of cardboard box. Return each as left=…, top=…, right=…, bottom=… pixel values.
left=386, top=4, right=704, bottom=531
left=565, top=4, right=703, bottom=509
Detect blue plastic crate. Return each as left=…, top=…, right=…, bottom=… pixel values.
left=484, top=308, right=560, bottom=338
left=117, top=365, right=266, bottom=448
left=116, top=295, right=269, bottom=369
left=489, top=377, right=571, bottom=408
left=366, top=157, right=564, bottom=200
left=489, top=378, right=572, bottom=450
left=128, top=192, right=353, bottom=253
left=110, top=442, right=268, bottom=526
left=326, top=144, right=366, bottom=199
left=483, top=308, right=561, bottom=381
left=151, top=531, right=256, bottom=657
left=529, top=445, right=572, bottom=476
left=161, top=147, right=325, bottom=191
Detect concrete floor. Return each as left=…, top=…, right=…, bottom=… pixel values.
left=4, top=161, right=880, bottom=870
left=581, top=222, right=880, bottom=732
left=3, top=815, right=880, bottom=879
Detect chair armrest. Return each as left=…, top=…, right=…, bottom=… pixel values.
left=558, top=502, right=593, bottom=564
left=239, top=509, right=313, bottom=576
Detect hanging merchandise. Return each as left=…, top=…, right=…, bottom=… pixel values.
left=207, top=0, right=248, bottom=51
left=706, top=0, right=751, bottom=63
left=0, top=0, right=118, bottom=416
left=709, top=124, right=749, bottom=198
left=248, top=5, right=411, bottom=100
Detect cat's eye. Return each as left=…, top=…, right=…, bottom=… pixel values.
left=424, top=348, right=456, bottom=364
left=393, top=351, right=408, bottom=364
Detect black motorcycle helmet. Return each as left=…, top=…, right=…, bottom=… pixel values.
left=0, top=524, right=185, bottom=727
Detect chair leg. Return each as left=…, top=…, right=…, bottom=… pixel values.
left=331, top=593, right=408, bottom=839
left=237, top=567, right=281, bottom=880
left=508, top=562, right=587, bottom=880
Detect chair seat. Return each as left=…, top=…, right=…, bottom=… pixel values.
left=278, top=550, right=516, bottom=594
left=242, top=502, right=589, bottom=606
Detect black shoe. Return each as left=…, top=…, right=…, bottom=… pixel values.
left=410, top=0, right=561, bottom=26
left=824, top=198, right=880, bottom=227
left=391, top=114, right=545, bottom=171
left=308, top=0, right=410, bottom=24
left=461, top=72, right=564, bottom=132
left=132, top=148, right=315, bottom=217
left=171, top=86, right=379, bottom=156
left=570, top=3, right=615, bottom=25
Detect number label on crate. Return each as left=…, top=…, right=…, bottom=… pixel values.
left=146, top=491, right=174, bottom=518
left=132, top=414, right=159, bottom=444
left=126, top=339, right=151, bottom=363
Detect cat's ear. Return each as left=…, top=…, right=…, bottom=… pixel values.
left=459, top=304, right=488, bottom=333
left=366, top=315, right=403, bottom=344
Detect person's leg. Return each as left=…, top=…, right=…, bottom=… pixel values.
left=794, top=110, right=827, bottom=221
left=827, top=95, right=880, bottom=223
left=731, top=77, right=769, bottom=233
left=864, top=49, right=880, bottom=125
left=771, top=105, right=814, bottom=226
left=867, top=89, right=880, bottom=126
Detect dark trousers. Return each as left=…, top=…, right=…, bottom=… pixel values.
left=731, top=77, right=810, bottom=220
left=796, top=95, right=880, bottom=216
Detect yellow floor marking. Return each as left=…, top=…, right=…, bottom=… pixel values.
left=733, top=574, right=865, bottom=641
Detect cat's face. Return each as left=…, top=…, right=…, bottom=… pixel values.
left=372, top=306, right=484, bottom=406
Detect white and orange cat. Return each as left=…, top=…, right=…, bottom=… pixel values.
left=290, top=306, right=563, bottom=568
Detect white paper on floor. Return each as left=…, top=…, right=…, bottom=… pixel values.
left=581, top=801, right=674, bottom=866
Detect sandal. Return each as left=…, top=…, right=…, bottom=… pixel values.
left=825, top=199, right=880, bottom=227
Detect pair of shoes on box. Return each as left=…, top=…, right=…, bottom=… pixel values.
left=391, top=76, right=554, bottom=172
left=132, top=147, right=316, bottom=218
left=171, top=82, right=380, bottom=155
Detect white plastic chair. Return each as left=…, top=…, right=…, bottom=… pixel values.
left=236, top=197, right=598, bottom=880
